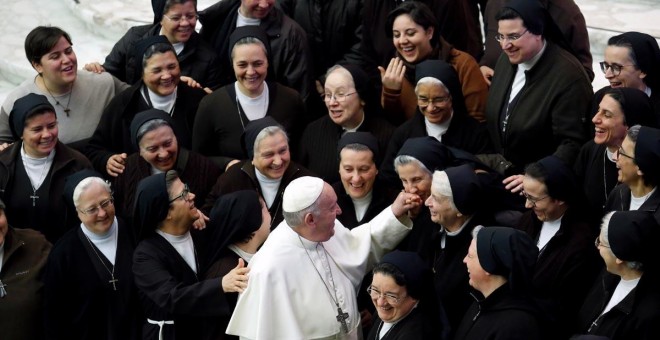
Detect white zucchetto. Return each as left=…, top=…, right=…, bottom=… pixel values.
left=283, top=176, right=324, bottom=212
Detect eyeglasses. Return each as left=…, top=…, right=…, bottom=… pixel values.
left=595, top=237, right=610, bottom=248
left=616, top=146, right=635, bottom=161
left=79, top=197, right=114, bottom=215
left=367, top=286, right=406, bottom=305
left=169, top=183, right=190, bottom=204
left=522, top=191, right=548, bottom=207
left=417, top=96, right=451, bottom=107
left=163, top=13, right=198, bottom=23
left=599, top=62, right=636, bottom=76
left=495, top=29, right=528, bottom=43
left=323, top=92, right=356, bottom=102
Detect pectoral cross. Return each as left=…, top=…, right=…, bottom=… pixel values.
left=0, top=279, right=7, bottom=297
left=336, top=307, right=349, bottom=333
left=30, top=194, right=39, bottom=207
left=109, top=276, right=119, bottom=291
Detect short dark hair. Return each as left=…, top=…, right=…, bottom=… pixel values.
left=372, top=262, right=421, bottom=299
left=142, top=43, right=178, bottom=70
left=24, top=26, right=72, bottom=66
left=385, top=2, right=439, bottom=46
left=523, top=162, right=547, bottom=187
left=164, top=0, right=197, bottom=14
left=607, top=36, right=639, bottom=70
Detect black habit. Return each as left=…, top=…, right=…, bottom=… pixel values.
left=43, top=220, right=141, bottom=340
left=133, top=234, right=230, bottom=340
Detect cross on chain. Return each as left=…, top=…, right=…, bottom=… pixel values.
left=336, top=307, right=349, bottom=333
left=30, top=194, right=39, bottom=207
left=109, top=277, right=119, bottom=291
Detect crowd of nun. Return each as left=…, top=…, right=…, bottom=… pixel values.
left=1, top=0, right=660, bottom=339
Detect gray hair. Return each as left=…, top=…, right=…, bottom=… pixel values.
left=165, top=169, right=180, bottom=194
left=600, top=211, right=644, bottom=271
left=73, top=177, right=112, bottom=209
left=231, top=37, right=268, bottom=62
left=627, top=124, right=641, bottom=143
left=393, top=155, right=432, bottom=176
left=137, top=119, right=173, bottom=147
left=471, top=225, right=484, bottom=239
left=431, top=170, right=457, bottom=211
left=253, top=126, right=289, bottom=159
left=414, top=77, right=449, bottom=95
left=283, top=200, right=321, bottom=227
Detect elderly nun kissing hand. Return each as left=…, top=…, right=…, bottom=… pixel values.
left=391, top=190, right=423, bottom=219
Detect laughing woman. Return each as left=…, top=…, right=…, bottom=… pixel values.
left=85, top=36, right=206, bottom=178
left=379, top=1, right=487, bottom=124
left=193, top=26, right=304, bottom=171
left=0, top=26, right=128, bottom=151
left=0, top=94, right=91, bottom=243
left=112, top=109, right=221, bottom=222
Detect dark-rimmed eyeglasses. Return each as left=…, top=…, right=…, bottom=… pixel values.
left=599, top=62, right=636, bottom=76
left=169, top=183, right=190, bottom=204
left=79, top=197, right=114, bottom=215
left=367, top=286, right=406, bottom=305
left=522, top=191, right=548, bottom=207
left=495, top=29, right=528, bottom=43
left=417, top=96, right=451, bottom=107
left=616, top=146, right=635, bottom=161
left=323, top=92, right=357, bottom=103
left=163, top=13, right=198, bottom=23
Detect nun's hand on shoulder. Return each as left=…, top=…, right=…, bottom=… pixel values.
left=0, top=142, right=12, bottom=152
left=83, top=62, right=105, bottom=74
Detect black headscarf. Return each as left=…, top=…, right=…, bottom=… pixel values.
left=152, top=0, right=167, bottom=24
left=133, top=172, right=171, bottom=240
left=608, top=211, right=659, bottom=265
left=378, top=250, right=431, bottom=300
left=62, top=169, right=105, bottom=227
left=604, top=87, right=658, bottom=128
left=337, top=132, right=380, bottom=166
left=415, top=59, right=467, bottom=117
left=444, top=164, right=482, bottom=216
left=228, top=25, right=271, bottom=61
left=241, top=116, right=282, bottom=160
left=10, top=93, right=55, bottom=139
left=333, top=64, right=380, bottom=117
left=531, top=155, right=579, bottom=204
left=129, top=109, right=175, bottom=149
left=396, top=136, right=456, bottom=173
left=205, top=190, right=263, bottom=266
left=635, top=126, right=660, bottom=184
left=476, top=226, right=538, bottom=294
left=502, top=0, right=573, bottom=57
left=608, top=32, right=660, bottom=90
left=133, top=35, right=171, bottom=80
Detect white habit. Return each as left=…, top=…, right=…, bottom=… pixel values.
left=226, top=207, right=413, bottom=339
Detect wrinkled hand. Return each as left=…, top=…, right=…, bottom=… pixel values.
left=106, top=153, right=127, bottom=177
left=192, top=210, right=209, bottom=230
left=503, top=174, right=524, bottom=194
left=222, top=258, right=250, bottom=293
left=84, top=62, right=105, bottom=74
left=480, top=66, right=494, bottom=86
left=0, top=142, right=13, bottom=152
left=360, top=309, right=373, bottom=329
left=378, top=57, right=406, bottom=91
left=391, top=190, right=422, bottom=218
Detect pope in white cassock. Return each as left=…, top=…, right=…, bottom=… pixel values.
left=226, top=176, right=421, bottom=339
